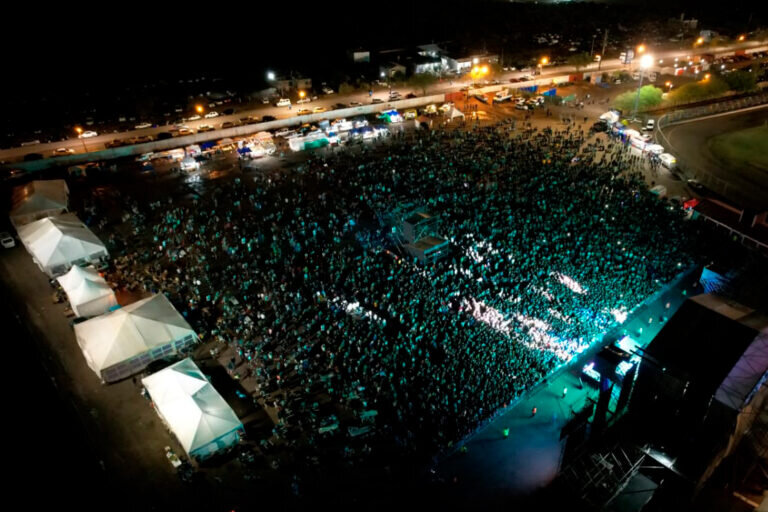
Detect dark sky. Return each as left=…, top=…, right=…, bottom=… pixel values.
left=3, top=0, right=766, bottom=96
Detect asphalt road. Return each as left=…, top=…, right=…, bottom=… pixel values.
left=660, top=105, right=768, bottom=209
left=3, top=40, right=766, bottom=164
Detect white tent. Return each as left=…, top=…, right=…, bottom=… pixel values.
left=142, top=358, right=244, bottom=460
left=56, top=265, right=117, bottom=318
left=17, top=213, right=108, bottom=277
left=74, top=294, right=197, bottom=383
left=10, top=179, right=69, bottom=227
left=449, top=107, right=465, bottom=120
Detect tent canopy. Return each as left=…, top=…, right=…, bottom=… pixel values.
left=142, top=358, right=243, bottom=457
left=10, top=179, right=69, bottom=226
left=74, top=294, right=196, bottom=378
left=56, top=265, right=117, bottom=317
left=17, top=213, right=108, bottom=276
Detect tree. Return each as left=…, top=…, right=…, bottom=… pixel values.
left=391, top=71, right=406, bottom=85
left=667, top=77, right=728, bottom=104
left=613, top=85, right=664, bottom=113
left=408, top=73, right=438, bottom=96
left=720, top=70, right=758, bottom=92
left=338, top=82, right=354, bottom=95
left=567, top=52, right=592, bottom=72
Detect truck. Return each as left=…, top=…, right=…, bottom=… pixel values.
left=493, top=90, right=514, bottom=103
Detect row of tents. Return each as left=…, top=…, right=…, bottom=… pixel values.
left=8, top=179, right=243, bottom=461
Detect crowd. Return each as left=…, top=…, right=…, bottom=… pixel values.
left=104, top=119, right=699, bottom=461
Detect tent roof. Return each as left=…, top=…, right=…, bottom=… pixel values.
left=74, top=294, right=195, bottom=373
left=57, top=265, right=114, bottom=306
left=142, top=358, right=242, bottom=454
left=644, top=299, right=759, bottom=398
left=17, top=213, right=107, bottom=269
left=10, top=179, right=68, bottom=217
left=715, top=331, right=768, bottom=410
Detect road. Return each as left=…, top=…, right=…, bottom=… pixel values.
left=659, top=105, right=768, bottom=209
left=2, top=39, right=766, bottom=164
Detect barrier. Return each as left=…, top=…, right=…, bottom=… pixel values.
left=6, top=93, right=447, bottom=172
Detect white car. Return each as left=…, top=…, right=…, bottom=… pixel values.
left=262, top=97, right=270, bottom=104
left=322, top=87, right=334, bottom=94
left=0, top=232, right=15, bottom=249
left=187, top=115, right=201, bottom=121
left=349, top=101, right=362, bottom=106
left=644, top=119, right=655, bottom=131
left=52, top=147, right=75, bottom=156
left=204, top=111, right=219, bottom=119
left=644, top=144, right=665, bottom=155
left=296, top=98, right=311, bottom=104
left=659, top=153, right=677, bottom=169
left=79, top=131, right=98, bottom=138
left=276, top=98, right=291, bottom=107
left=134, top=122, right=152, bottom=129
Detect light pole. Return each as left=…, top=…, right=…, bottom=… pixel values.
left=632, top=54, right=654, bottom=121
left=74, top=127, right=87, bottom=153
left=538, top=56, right=548, bottom=77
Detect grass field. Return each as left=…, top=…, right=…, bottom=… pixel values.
left=708, top=124, right=768, bottom=172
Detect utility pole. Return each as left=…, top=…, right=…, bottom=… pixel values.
left=599, top=29, right=609, bottom=71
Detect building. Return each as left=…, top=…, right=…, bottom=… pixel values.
left=380, top=62, right=407, bottom=78
left=452, top=52, right=500, bottom=73
left=270, top=72, right=312, bottom=93
left=349, top=49, right=371, bottom=63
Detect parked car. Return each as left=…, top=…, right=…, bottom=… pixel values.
left=644, top=119, right=655, bottom=131
left=276, top=98, right=291, bottom=107
left=79, top=130, right=98, bottom=138
left=134, top=122, right=152, bottom=129
left=262, top=115, right=276, bottom=122
left=197, top=125, right=214, bottom=132
left=297, top=98, right=311, bottom=104
left=262, top=97, right=271, bottom=104
left=296, top=108, right=311, bottom=116
left=313, top=106, right=327, bottom=113
left=187, top=115, right=201, bottom=121
left=371, top=98, right=384, bottom=104
left=156, top=132, right=173, bottom=140
left=405, top=93, right=417, bottom=99
left=659, top=153, right=677, bottom=169
left=52, top=147, right=75, bottom=156
left=178, top=128, right=194, bottom=136
left=349, top=101, right=362, bottom=106
left=333, top=103, right=348, bottom=109
left=322, top=87, right=335, bottom=94
left=222, top=108, right=235, bottom=115
left=221, top=121, right=234, bottom=129
left=0, top=232, right=15, bottom=249
left=204, top=111, right=219, bottom=119
left=106, top=139, right=123, bottom=148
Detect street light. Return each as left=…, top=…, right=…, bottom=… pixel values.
left=696, top=37, right=704, bottom=45
left=738, top=34, right=746, bottom=42
left=631, top=54, right=654, bottom=120
left=74, top=126, right=87, bottom=153
left=299, top=90, right=306, bottom=99
left=195, top=104, right=204, bottom=114
left=636, top=44, right=646, bottom=54
left=538, top=56, right=548, bottom=76
left=266, top=71, right=275, bottom=81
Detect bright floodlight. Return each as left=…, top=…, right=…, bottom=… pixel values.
left=266, top=71, right=275, bottom=81
left=380, top=71, right=385, bottom=77
left=640, top=54, right=653, bottom=69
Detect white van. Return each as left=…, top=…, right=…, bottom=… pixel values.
left=276, top=98, right=291, bottom=107
left=659, top=153, right=677, bottom=169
